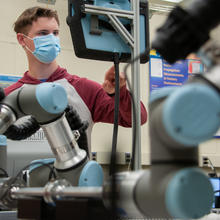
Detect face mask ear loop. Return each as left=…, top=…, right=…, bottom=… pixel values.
left=22, top=34, right=34, bottom=54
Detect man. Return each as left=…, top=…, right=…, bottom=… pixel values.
left=4, top=6, right=147, bottom=154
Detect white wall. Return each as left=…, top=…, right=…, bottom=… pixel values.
left=1, top=0, right=220, bottom=167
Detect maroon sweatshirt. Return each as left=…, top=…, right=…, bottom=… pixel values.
left=4, top=66, right=147, bottom=152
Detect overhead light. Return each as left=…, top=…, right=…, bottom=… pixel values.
left=161, top=0, right=183, bottom=3
left=149, top=0, right=183, bottom=16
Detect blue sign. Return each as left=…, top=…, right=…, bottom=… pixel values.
left=149, top=51, right=204, bottom=91
left=0, top=75, right=21, bottom=88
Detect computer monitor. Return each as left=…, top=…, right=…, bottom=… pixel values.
left=209, top=177, right=220, bottom=208
left=67, top=0, right=149, bottom=63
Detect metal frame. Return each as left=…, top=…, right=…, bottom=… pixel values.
left=83, top=0, right=142, bottom=170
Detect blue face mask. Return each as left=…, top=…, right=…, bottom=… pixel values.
left=24, top=34, right=61, bottom=63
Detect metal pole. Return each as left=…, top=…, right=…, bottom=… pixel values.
left=107, top=14, right=134, bottom=47
left=11, top=186, right=103, bottom=200
left=131, top=0, right=141, bottom=170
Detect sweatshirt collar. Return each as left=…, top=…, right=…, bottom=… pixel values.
left=18, top=66, right=68, bottom=84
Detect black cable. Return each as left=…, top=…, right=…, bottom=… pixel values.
left=109, top=53, right=120, bottom=175
left=64, top=105, right=89, bottom=156
left=0, top=85, right=41, bottom=141
left=0, top=87, right=5, bottom=100
left=48, top=166, right=56, bottom=181
left=204, top=157, right=218, bottom=178
left=123, top=48, right=150, bottom=170
left=4, top=105, right=89, bottom=153
left=109, top=53, right=120, bottom=220
left=14, top=160, right=57, bottom=182
left=0, top=168, right=8, bottom=177
left=3, top=116, right=40, bottom=140
left=0, top=161, right=57, bottom=209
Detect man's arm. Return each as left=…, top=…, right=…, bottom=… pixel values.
left=102, top=65, right=126, bottom=95
left=73, top=68, right=147, bottom=127
left=101, top=65, right=147, bottom=126
left=91, top=84, right=147, bottom=127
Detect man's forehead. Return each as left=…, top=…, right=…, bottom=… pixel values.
left=29, top=17, right=59, bottom=32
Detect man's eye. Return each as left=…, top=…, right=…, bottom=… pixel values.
left=38, top=32, right=48, bottom=36
left=53, top=31, right=59, bottom=36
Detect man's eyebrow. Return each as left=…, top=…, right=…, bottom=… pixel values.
left=36, top=29, right=50, bottom=33
left=36, top=29, right=59, bottom=32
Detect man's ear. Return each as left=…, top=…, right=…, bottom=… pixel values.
left=17, top=33, right=26, bottom=47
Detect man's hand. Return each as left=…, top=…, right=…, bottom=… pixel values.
left=102, top=65, right=126, bottom=95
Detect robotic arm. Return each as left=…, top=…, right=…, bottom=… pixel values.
left=0, top=83, right=103, bottom=211
left=8, top=78, right=217, bottom=218
left=7, top=75, right=217, bottom=219
left=0, top=83, right=87, bottom=171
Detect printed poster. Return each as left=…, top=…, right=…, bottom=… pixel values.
left=149, top=50, right=204, bottom=92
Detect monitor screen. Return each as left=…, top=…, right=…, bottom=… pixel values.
left=210, top=177, right=220, bottom=208
left=210, top=177, right=220, bottom=196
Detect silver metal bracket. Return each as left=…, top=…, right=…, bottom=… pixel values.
left=83, top=4, right=134, bottom=47
left=82, top=1, right=142, bottom=170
